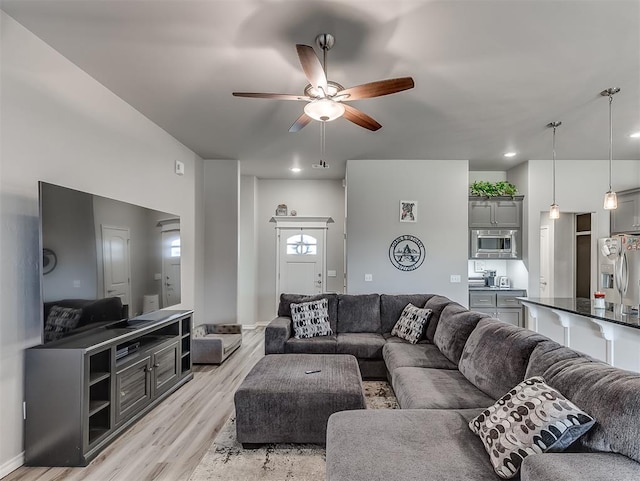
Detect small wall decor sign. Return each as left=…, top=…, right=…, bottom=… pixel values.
left=389, top=235, right=425, bottom=271
left=276, top=204, right=288, bottom=216
left=400, top=200, right=417, bottom=222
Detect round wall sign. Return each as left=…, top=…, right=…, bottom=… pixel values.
left=389, top=235, right=425, bottom=271
left=42, top=248, right=57, bottom=275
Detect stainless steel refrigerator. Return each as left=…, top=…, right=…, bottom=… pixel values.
left=598, top=235, right=640, bottom=312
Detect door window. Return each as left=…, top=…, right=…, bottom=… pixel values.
left=286, top=234, right=317, bottom=255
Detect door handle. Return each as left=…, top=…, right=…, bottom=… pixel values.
left=540, top=281, right=547, bottom=286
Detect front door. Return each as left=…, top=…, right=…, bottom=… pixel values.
left=102, top=225, right=131, bottom=308
left=279, top=230, right=324, bottom=296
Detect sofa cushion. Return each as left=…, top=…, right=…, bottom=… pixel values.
left=379, top=294, right=434, bottom=333
left=291, top=298, right=333, bottom=339
left=524, top=339, right=595, bottom=379
left=520, top=453, right=640, bottom=481
left=326, top=409, right=497, bottom=481
left=541, top=357, right=640, bottom=463
left=278, top=293, right=338, bottom=333
left=390, top=304, right=431, bottom=344
left=337, top=294, right=381, bottom=333
left=469, top=377, right=595, bottom=479
left=383, top=342, right=457, bottom=375
left=423, top=295, right=455, bottom=342
left=392, top=367, right=496, bottom=409
left=433, top=303, right=489, bottom=364
left=336, top=333, right=386, bottom=359
left=382, top=333, right=429, bottom=344
left=458, top=318, right=548, bottom=399
left=284, top=335, right=337, bottom=354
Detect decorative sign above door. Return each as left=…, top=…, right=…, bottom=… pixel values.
left=389, top=235, right=425, bottom=271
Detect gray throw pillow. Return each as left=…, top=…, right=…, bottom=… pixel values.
left=469, top=376, right=595, bottom=479
left=291, top=298, right=333, bottom=339
left=44, top=306, right=83, bottom=342
left=390, top=303, right=431, bottom=344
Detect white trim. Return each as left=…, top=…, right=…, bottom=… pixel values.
left=0, top=451, right=24, bottom=478
left=269, top=216, right=334, bottom=229
left=242, top=324, right=257, bottom=330
left=255, top=321, right=270, bottom=327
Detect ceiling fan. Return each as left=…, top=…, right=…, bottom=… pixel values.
left=233, top=33, right=415, bottom=132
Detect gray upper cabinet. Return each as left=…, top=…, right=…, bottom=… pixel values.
left=469, top=196, right=523, bottom=228
left=611, top=188, right=640, bottom=234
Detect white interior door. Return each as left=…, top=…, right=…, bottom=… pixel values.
left=162, top=230, right=181, bottom=307
left=102, top=225, right=131, bottom=307
left=279, top=230, right=324, bottom=296
left=540, top=225, right=553, bottom=297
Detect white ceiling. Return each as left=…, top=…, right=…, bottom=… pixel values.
left=2, top=0, right=639, bottom=180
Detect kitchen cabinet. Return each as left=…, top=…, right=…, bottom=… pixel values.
left=469, top=290, right=526, bottom=327
left=610, top=188, right=640, bottom=234
left=469, top=196, right=523, bottom=228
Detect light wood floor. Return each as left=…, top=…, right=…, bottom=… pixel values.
left=5, top=328, right=266, bottom=481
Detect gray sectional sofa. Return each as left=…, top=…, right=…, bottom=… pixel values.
left=265, top=293, right=640, bottom=480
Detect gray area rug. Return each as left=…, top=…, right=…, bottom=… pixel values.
left=189, top=381, right=397, bottom=481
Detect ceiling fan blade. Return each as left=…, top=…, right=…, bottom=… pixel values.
left=343, top=104, right=382, bottom=131
left=337, top=77, right=415, bottom=100
left=289, top=113, right=313, bottom=133
left=296, top=44, right=328, bottom=94
left=232, top=92, right=309, bottom=101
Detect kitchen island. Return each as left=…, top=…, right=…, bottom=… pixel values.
left=519, top=297, right=640, bottom=373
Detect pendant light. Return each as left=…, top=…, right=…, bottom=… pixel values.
left=547, top=121, right=562, bottom=219
left=601, top=87, right=620, bottom=210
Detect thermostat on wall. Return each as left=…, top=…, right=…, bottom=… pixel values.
left=175, top=160, right=185, bottom=176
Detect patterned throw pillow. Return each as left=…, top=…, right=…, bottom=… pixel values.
left=291, top=298, right=333, bottom=339
left=469, top=377, right=595, bottom=479
left=391, top=303, right=432, bottom=344
left=44, top=306, right=83, bottom=342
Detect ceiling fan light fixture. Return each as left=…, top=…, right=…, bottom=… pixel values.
left=304, top=98, right=345, bottom=122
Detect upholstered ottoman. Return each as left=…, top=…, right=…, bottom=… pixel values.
left=234, top=354, right=366, bottom=446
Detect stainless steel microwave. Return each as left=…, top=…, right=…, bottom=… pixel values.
left=470, top=229, right=520, bottom=259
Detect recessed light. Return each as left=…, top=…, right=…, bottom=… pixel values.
left=630, top=132, right=640, bottom=138
left=504, top=152, right=517, bottom=158
left=290, top=167, right=302, bottom=173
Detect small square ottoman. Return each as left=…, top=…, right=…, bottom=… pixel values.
left=234, top=354, right=366, bottom=446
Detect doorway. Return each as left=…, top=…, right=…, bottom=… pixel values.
left=539, top=213, right=577, bottom=298
left=162, top=229, right=181, bottom=307
left=101, top=225, right=131, bottom=308
left=279, top=230, right=325, bottom=295
left=575, top=213, right=592, bottom=298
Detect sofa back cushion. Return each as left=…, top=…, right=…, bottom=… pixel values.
left=337, top=294, right=381, bottom=333
left=278, top=293, right=338, bottom=333
left=433, top=303, right=488, bottom=364
left=380, top=294, right=435, bottom=334
left=524, top=339, right=594, bottom=379
left=458, top=318, right=548, bottom=399
left=423, top=295, right=455, bottom=342
left=542, top=357, right=640, bottom=463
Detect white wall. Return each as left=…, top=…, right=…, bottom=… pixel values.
left=238, top=175, right=258, bottom=326
left=0, top=13, right=203, bottom=475
left=469, top=171, right=507, bottom=183
left=256, top=179, right=345, bottom=323
left=202, top=160, right=239, bottom=324
left=346, top=160, right=469, bottom=305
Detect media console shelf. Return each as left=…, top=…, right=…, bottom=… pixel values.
left=25, top=310, right=193, bottom=466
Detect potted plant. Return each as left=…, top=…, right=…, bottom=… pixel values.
left=470, top=181, right=518, bottom=197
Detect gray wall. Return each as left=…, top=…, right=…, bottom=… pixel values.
left=346, top=160, right=468, bottom=305
left=203, top=160, right=239, bottom=324
left=0, top=13, right=202, bottom=474
left=238, top=175, right=258, bottom=326
left=256, top=179, right=346, bottom=323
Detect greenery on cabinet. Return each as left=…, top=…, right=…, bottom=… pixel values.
left=470, top=181, right=518, bottom=197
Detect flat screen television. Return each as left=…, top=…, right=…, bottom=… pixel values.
left=39, top=182, right=181, bottom=343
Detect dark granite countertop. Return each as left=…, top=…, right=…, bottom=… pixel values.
left=469, top=287, right=527, bottom=292
left=518, top=297, right=640, bottom=330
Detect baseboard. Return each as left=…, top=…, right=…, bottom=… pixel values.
left=0, top=452, right=24, bottom=478
left=242, top=324, right=257, bottom=330
left=255, top=321, right=270, bottom=327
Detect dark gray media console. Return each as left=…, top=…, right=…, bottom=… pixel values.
left=24, top=310, right=193, bottom=466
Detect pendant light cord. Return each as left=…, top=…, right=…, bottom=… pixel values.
left=552, top=125, right=557, bottom=204
left=608, top=93, right=613, bottom=191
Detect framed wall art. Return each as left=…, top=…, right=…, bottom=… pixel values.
left=400, top=200, right=417, bottom=223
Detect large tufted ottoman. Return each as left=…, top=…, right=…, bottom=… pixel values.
left=234, top=354, right=366, bottom=446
